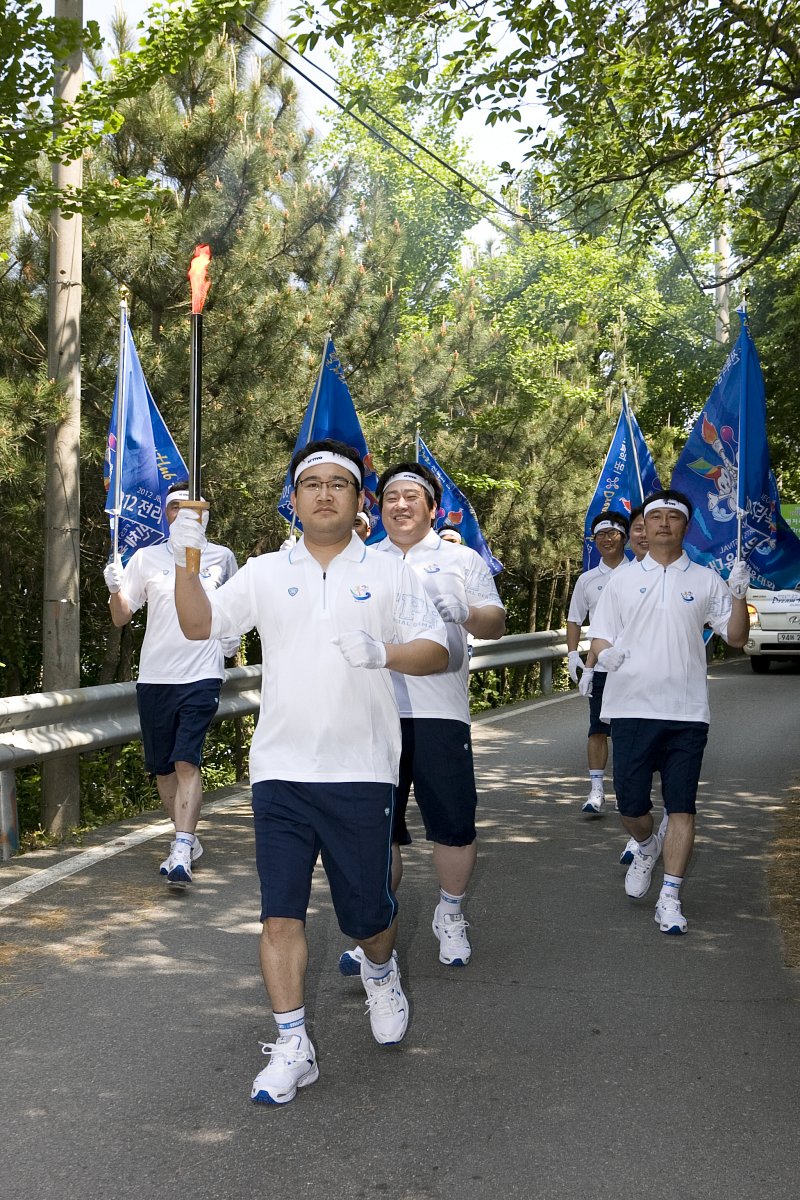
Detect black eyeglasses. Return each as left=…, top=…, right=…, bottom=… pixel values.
left=296, top=477, right=358, bottom=494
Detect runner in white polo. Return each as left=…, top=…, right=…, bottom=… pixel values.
left=566, top=510, right=630, bottom=814
left=589, top=488, right=750, bottom=935
left=169, top=438, right=448, bottom=1106
left=103, top=481, right=238, bottom=885
left=339, top=461, right=505, bottom=972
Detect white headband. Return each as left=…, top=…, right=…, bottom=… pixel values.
left=593, top=519, right=625, bottom=536
left=354, top=511, right=371, bottom=527
left=382, top=470, right=435, bottom=500
left=166, top=490, right=207, bottom=505
left=644, top=499, right=690, bottom=521
left=293, top=451, right=362, bottom=486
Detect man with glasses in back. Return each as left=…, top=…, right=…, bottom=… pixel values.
left=566, top=510, right=630, bottom=815
left=169, top=438, right=448, bottom=1106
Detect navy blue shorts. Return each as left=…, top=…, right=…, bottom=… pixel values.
left=588, top=670, right=611, bottom=737
left=393, top=718, right=477, bottom=847
left=251, top=779, right=397, bottom=941
left=136, top=679, right=220, bottom=776
left=611, top=719, right=709, bottom=818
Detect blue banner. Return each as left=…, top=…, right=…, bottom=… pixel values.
left=416, top=436, right=503, bottom=576
left=671, top=310, right=800, bottom=590
left=583, top=396, right=661, bottom=570
left=277, top=339, right=380, bottom=535
left=104, top=313, right=188, bottom=565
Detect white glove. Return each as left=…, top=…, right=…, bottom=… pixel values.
left=727, top=558, right=751, bottom=599
left=169, top=508, right=207, bottom=567
left=103, top=561, right=124, bottom=594
left=567, top=650, right=584, bottom=683
left=332, top=630, right=387, bottom=669
left=578, top=668, right=594, bottom=697
left=597, top=646, right=628, bottom=672
left=433, top=590, right=470, bottom=625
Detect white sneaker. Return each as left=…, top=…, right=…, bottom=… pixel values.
left=655, top=894, right=688, bottom=935
left=619, top=837, right=637, bottom=866
left=432, top=907, right=471, bottom=966
left=338, top=946, right=365, bottom=977
left=361, top=954, right=409, bottom=1045
left=250, top=1035, right=319, bottom=1105
left=161, top=837, right=193, bottom=885
left=582, top=786, right=605, bottom=815
left=160, top=835, right=202, bottom=875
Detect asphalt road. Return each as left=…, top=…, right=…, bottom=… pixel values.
left=1, top=658, right=799, bottom=1200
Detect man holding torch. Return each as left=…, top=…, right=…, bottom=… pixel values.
left=170, top=438, right=448, bottom=1106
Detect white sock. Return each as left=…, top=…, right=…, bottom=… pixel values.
left=636, top=833, right=659, bottom=857
left=174, top=832, right=194, bottom=849
left=589, top=770, right=604, bottom=789
left=362, top=955, right=393, bottom=984
left=273, top=1005, right=307, bottom=1042
left=660, top=874, right=683, bottom=902
left=438, top=888, right=466, bottom=918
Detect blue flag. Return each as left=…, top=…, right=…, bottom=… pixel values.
left=104, top=313, right=188, bottom=565
left=277, top=339, right=380, bottom=534
left=583, top=395, right=661, bottom=570
left=416, top=435, right=503, bottom=576
left=671, top=310, right=800, bottom=590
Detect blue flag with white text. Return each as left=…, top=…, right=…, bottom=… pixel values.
left=671, top=310, right=800, bottom=590
left=583, top=397, right=661, bottom=570
left=278, top=340, right=380, bottom=535
left=417, top=436, right=503, bottom=576
left=104, top=314, right=188, bottom=565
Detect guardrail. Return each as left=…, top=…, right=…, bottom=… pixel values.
left=0, top=632, right=579, bottom=858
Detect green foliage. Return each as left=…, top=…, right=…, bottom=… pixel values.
left=292, top=1, right=800, bottom=288
left=0, top=0, right=248, bottom=213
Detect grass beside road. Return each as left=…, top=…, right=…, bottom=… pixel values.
left=769, top=783, right=800, bottom=969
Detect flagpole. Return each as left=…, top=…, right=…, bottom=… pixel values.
left=621, top=387, right=644, bottom=505
left=736, top=292, right=750, bottom=559
left=415, top=424, right=421, bottom=464
left=111, top=286, right=130, bottom=562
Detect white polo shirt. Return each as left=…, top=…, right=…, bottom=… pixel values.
left=122, top=541, right=238, bottom=684
left=207, top=532, right=447, bottom=785
left=588, top=552, right=733, bottom=724
left=375, top=530, right=504, bottom=724
left=567, top=558, right=627, bottom=674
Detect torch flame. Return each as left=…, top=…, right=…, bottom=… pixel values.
left=188, top=244, right=212, bottom=314
left=701, top=413, right=718, bottom=445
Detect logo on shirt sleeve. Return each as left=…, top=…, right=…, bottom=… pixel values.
left=288, top=587, right=299, bottom=597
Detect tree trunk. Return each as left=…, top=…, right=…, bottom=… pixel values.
left=41, top=0, right=84, bottom=834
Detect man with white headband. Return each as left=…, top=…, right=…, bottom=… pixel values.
left=169, top=438, right=448, bottom=1106
left=589, top=488, right=750, bottom=936
left=103, top=480, right=238, bottom=884
left=566, top=509, right=630, bottom=814
left=338, top=460, right=505, bottom=974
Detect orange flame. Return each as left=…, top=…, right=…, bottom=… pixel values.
left=188, top=244, right=212, bottom=314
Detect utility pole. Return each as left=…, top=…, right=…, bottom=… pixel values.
left=42, top=0, right=83, bottom=833
left=713, top=138, right=730, bottom=346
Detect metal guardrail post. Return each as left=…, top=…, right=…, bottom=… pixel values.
left=0, top=768, right=19, bottom=861
left=540, top=659, right=553, bottom=695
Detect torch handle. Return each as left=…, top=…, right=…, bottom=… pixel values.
left=177, top=499, right=209, bottom=576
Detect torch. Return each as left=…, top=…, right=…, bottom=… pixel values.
left=184, top=244, right=212, bottom=574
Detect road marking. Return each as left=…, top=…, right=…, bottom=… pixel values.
left=474, top=692, right=578, bottom=728
left=0, top=792, right=247, bottom=911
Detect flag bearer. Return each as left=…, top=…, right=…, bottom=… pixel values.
left=170, top=439, right=448, bottom=1105
left=103, top=480, right=238, bottom=884
left=566, top=510, right=630, bottom=814
left=340, top=461, right=505, bottom=974
left=589, top=489, right=750, bottom=935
